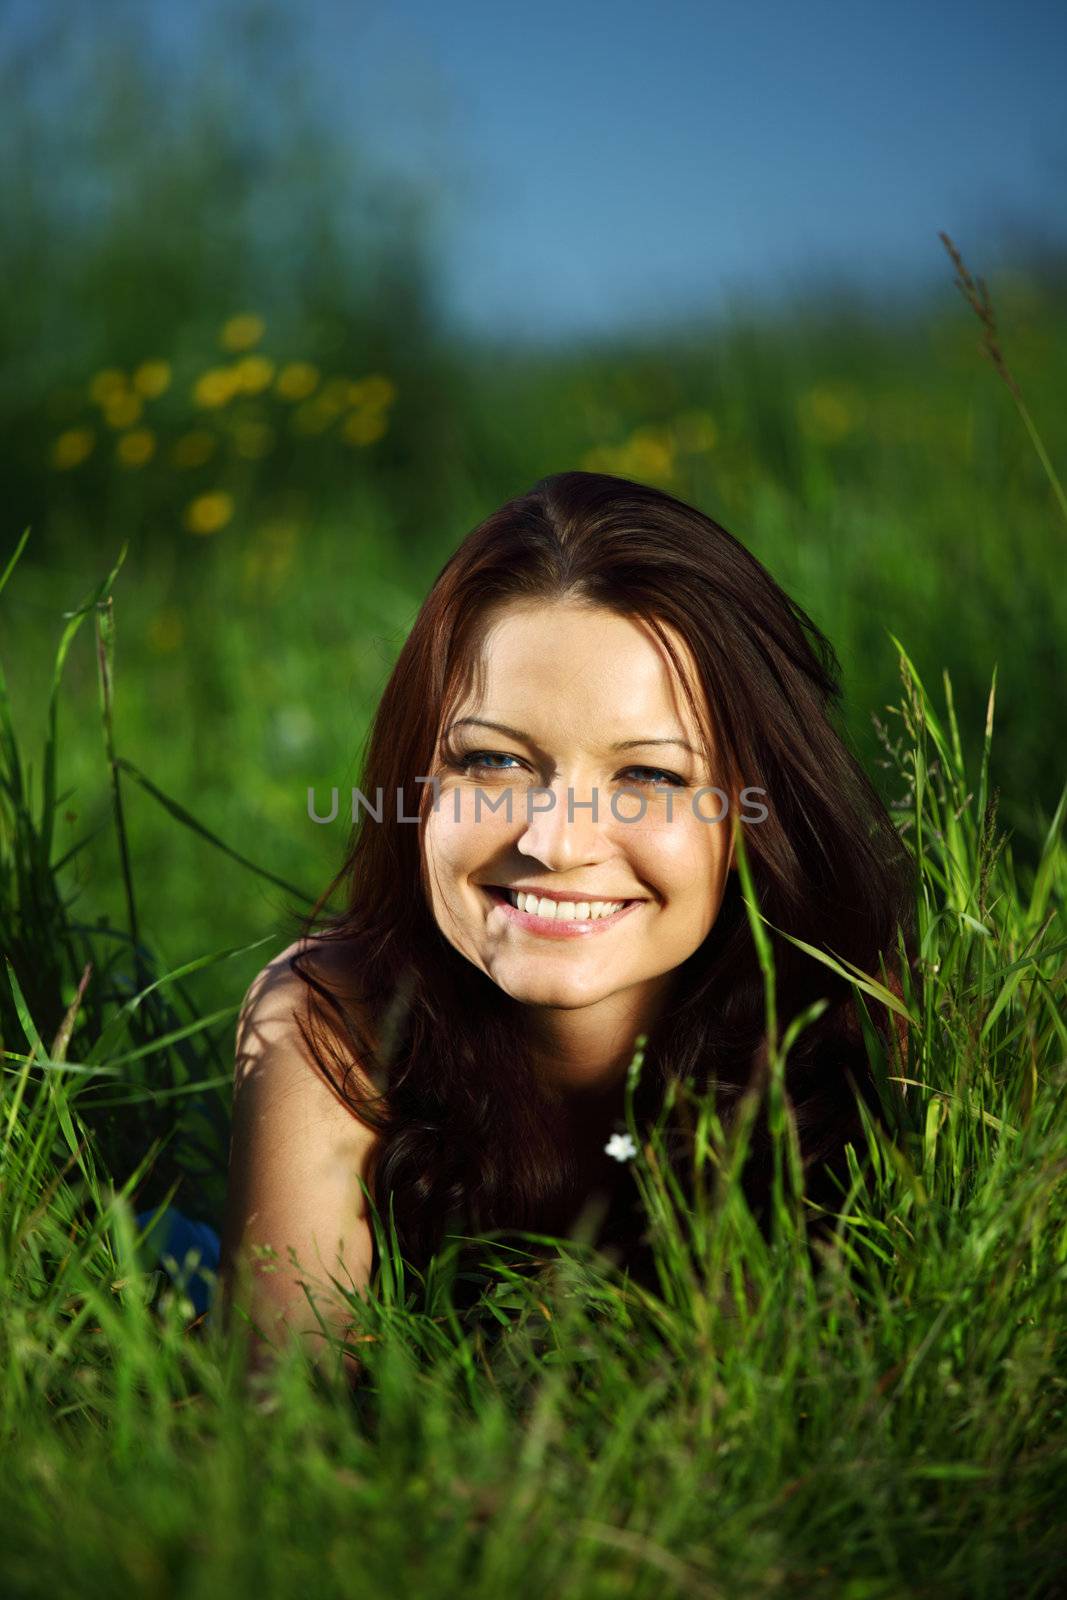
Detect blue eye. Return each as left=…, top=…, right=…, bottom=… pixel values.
left=622, top=766, right=686, bottom=788
left=454, top=751, right=521, bottom=774
left=452, top=753, right=684, bottom=787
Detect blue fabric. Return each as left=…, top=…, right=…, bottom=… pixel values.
left=135, top=1205, right=221, bottom=1318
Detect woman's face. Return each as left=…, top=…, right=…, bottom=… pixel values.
left=421, top=599, right=736, bottom=1029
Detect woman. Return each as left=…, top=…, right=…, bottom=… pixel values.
left=218, top=470, right=916, bottom=1379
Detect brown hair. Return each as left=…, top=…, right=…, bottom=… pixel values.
left=285, top=471, right=916, bottom=1295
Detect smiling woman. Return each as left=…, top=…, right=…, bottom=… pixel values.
left=219, top=470, right=917, bottom=1369
left=420, top=602, right=739, bottom=1105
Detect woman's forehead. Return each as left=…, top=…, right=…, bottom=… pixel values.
left=477, top=599, right=701, bottom=681
left=450, top=601, right=715, bottom=749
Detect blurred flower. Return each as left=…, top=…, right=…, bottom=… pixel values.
left=232, top=355, right=275, bottom=395
left=604, top=1132, right=637, bottom=1162
left=347, top=374, right=397, bottom=408
left=797, top=385, right=864, bottom=445
left=184, top=491, right=234, bottom=535
left=89, top=369, right=127, bottom=405
left=312, top=385, right=346, bottom=419
left=673, top=410, right=718, bottom=452
left=582, top=426, right=675, bottom=482
left=116, top=428, right=156, bottom=467
left=147, top=608, right=185, bottom=652
left=260, top=518, right=299, bottom=550
left=244, top=520, right=299, bottom=593
left=275, top=362, right=319, bottom=401
left=272, top=703, right=314, bottom=754
left=220, top=313, right=265, bottom=352
left=133, top=360, right=172, bottom=399
left=193, top=368, right=239, bottom=409
left=625, top=427, right=675, bottom=479
left=51, top=427, right=95, bottom=470
left=172, top=430, right=217, bottom=468
left=234, top=420, right=275, bottom=459
left=104, top=393, right=144, bottom=429
left=342, top=409, right=388, bottom=446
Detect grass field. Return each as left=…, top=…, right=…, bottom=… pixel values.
left=5, top=252, right=1065, bottom=1017
left=2, top=248, right=1066, bottom=1594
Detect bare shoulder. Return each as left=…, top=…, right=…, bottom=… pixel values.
left=235, top=933, right=379, bottom=1103
left=221, top=934, right=383, bottom=1371
left=229, top=931, right=384, bottom=1199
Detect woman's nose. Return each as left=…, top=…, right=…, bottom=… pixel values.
left=515, top=777, right=612, bottom=868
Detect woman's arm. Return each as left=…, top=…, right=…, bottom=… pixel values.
left=218, top=938, right=380, bottom=1388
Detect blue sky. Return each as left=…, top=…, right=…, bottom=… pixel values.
left=306, top=0, right=1066, bottom=338
left=11, top=0, right=1065, bottom=341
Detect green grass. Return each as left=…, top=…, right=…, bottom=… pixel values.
left=3, top=13, right=1064, bottom=1583
left=2, top=242, right=1066, bottom=1596
left=1, top=492, right=1066, bottom=1596
left=4, top=267, right=1065, bottom=1029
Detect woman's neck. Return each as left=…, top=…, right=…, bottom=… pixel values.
left=522, top=969, right=676, bottom=1107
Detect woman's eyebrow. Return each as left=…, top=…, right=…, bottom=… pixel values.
left=446, top=717, right=702, bottom=757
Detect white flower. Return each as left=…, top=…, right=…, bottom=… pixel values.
left=604, top=1132, right=638, bottom=1162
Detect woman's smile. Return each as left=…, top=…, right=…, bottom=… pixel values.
left=480, top=882, right=648, bottom=938
left=422, top=598, right=735, bottom=1033
left=221, top=468, right=919, bottom=1358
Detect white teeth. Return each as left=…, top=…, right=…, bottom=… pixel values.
left=507, top=890, right=626, bottom=920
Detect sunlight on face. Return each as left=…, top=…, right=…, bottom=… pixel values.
left=420, top=599, right=736, bottom=1028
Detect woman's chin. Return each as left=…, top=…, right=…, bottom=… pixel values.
left=487, top=963, right=616, bottom=1009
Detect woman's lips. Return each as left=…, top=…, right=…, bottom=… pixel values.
left=481, top=885, right=644, bottom=939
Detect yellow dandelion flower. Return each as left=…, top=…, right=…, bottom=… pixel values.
left=193, top=367, right=239, bottom=409
left=147, top=608, right=185, bottom=653
left=104, top=393, right=144, bottom=429
left=342, top=409, right=388, bottom=446
left=89, top=369, right=127, bottom=405
left=133, top=360, right=172, bottom=399
left=184, top=491, right=234, bottom=536
left=51, top=428, right=95, bottom=470
left=260, top=519, right=299, bottom=554
left=347, top=374, right=397, bottom=408
left=172, top=430, right=217, bottom=468
left=312, top=386, right=345, bottom=419
left=275, top=361, right=319, bottom=401
left=673, top=410, right=718, bottom=452
left=622, top=428, right=675, bottom=481
left=234, top=420, right=275, bottom=459
left=220, top=313, right=265, bottom=352
left=232, top=354, right=275, bottom=394
left=243, top=521, right=299, bottom=595
left=796, top=386, right=863, bottom=445
left=116, top=428, right=156, bottom=467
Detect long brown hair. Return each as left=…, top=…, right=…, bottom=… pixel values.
left=285, top=471, right=916, bottom=1294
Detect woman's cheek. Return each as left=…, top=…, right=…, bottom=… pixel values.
left=426, top=787, right=511, bottom=871
left=617, top=807, right=715, bottom=873
left=424, top=813, right=465, bottom=879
